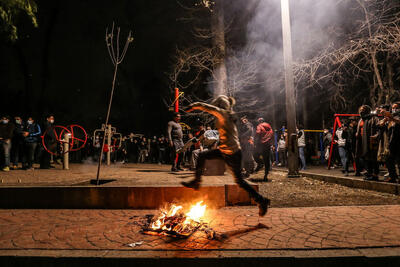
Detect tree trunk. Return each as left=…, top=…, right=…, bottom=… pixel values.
left=211, top=0, right=228, bottom=96
left=357, top=0, right=385, bottom=107
left=371, top=50, right=385, bottom=106
left=370, top=76, right=377, bottom=108
left=386, top=55, right=394, bottom=105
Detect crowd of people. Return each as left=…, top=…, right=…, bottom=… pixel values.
left=0, top=114, right=57, bottom=171
left=322, top=102, right=400, bottom=183
left=1, top=102, right=399, bottom=185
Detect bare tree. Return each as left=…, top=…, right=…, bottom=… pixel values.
left=293, top=0, right=400, bottom=110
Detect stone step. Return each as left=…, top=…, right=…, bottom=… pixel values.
left=0, top=183, right=257, bottom=209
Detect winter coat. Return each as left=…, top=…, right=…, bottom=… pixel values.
left=335, top=128, right=348, bottom=147
left=355, top=116, right=379, bottom=160
left=255, top=122, right=273, bottom=146
left=0, top=122, right=15, bottom=140
left=24, top=123, right=41, bottom=143
left=297, top=129, right=305, bottom=147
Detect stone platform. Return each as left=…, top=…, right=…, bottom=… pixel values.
left=0, top=164, right=257, bottom=209
left=0, top=206, right=400, bottom=266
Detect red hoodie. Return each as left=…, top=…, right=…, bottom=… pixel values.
left=256, top=122, right=273, bottom=145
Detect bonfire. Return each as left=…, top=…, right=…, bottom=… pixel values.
left=142, top=201, right=207, bottom=238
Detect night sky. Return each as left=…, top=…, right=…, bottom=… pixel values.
left=1, top=0, right=195, bottom=136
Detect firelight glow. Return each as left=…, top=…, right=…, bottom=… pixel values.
left=185, top=201, right=207, bottom=223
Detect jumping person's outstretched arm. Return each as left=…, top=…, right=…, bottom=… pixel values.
left=186, top=102, right=224, bottom=121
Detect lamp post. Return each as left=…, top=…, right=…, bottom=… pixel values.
left=281, top=0, right=299, bottom=177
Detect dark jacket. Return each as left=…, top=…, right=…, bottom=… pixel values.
left=0, top=122, right=15, bottom=140
left=24, top=123, right=42, bottom=143
left=42, top=121, right=56, bottom=143
left=355, top=116, right=379, bottom=159
left=12, top=122, right=25, bottom=144
left=388, top=115, right=400, bottom=153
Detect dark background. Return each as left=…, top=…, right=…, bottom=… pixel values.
left=0, top=0, right=195, bottom=136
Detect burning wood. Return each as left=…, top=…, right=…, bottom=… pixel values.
left=142, top=201, right=207, bottom=238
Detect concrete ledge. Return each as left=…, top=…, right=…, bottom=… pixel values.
left=272, top=169, right=400, bottom=195
left=0, top=183, right=257, bottom=209
left=1, top=247, right=399, bottom=267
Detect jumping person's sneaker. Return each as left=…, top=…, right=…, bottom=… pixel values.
left=258, top=197, right=270, bottom=217
left=181, top=180, right=200, bottom=190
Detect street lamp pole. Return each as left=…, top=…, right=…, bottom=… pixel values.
left=281, top=0, right=299, bottom=177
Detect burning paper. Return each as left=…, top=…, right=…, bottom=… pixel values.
left=142, top=201, right=207, bottom=238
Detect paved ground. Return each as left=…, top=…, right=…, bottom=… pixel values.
left=0, top=205, right=400, bottom=253
left=1, top=164, right=400, bottom=264
left=1, top=163, right=400, bottom=208
left=0, top=163, right=229, bottom=186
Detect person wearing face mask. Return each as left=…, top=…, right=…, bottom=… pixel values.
left=355, top=105, right=380, bottom=181
left=10, top=116, right=25, bottom=170
left=40, top=115, right=56, bottom=169
left=0, top=116, right=15, bottom=171
left=22, top=117, right=41, bottom=170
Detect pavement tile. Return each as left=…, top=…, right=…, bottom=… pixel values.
left=0, top=205, right=400, bottom=253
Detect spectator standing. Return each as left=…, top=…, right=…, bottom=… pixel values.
left=158, top=136, right=167, bottom=164
left=239, top=116, right=256, bottom=177
left=22, top=117, right=41, bottom=170
left=11, top=116, right=24, bottom=169
left=297, top=125, right=306, bottom=170
left=254, top=118, right=274, bottom=181
left=382, top=102, right=400, bottom=183
left=277, top=134, right=287, bottom=167
left=138, top=137, right=148, bottom=163
left=167, top=112, right=184, bottom=171
left=40, top=115, right=56, bottom=169
left=356, top=105, right=380, bottom=181
left=0, top=116, right=15, bottom=171
left=336, top=124, right=349, bottom=176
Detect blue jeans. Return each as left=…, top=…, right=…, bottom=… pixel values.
left=299, top=146, right=306, bottom=170
left=338, top=146, right=348, bottom=172
left=1, top=139, right=11, bottom=167
left=24, top=142, right=37, bottom=168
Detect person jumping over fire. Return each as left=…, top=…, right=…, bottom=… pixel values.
left=181, top=95, right=270, bottom=216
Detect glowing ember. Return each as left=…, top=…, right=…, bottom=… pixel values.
left=143, top=201, right=207, bottom=238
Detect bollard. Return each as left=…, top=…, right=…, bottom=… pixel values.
left=63, top=133, right=70, bottom=170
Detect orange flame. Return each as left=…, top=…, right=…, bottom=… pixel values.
left=185, top=201, right=207, bottom=223
left=149, top=201, right=207, bottom=232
